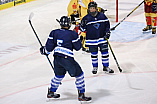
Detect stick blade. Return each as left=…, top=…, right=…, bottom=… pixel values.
left=119, top=68, right=122, bottom=72
left=56, top=19, right=60, bottom=23
left=29, top=12, right=34, bottom=21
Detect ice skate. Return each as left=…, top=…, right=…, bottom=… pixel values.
left=103, top=66, right=114, bottom=73
left=82, top=47, right=90, bottom=53
left=142, top=25, right=152, bottom=32
left=152, top=27, right=156, bottom=34
left=92, top=67, right=98, bottom=74
left=78, top=90, right=92, bottom=102
left=47, top=88, right=60, bottom=99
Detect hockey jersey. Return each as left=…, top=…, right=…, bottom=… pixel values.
left=145, top=0, right=157, bottom=6
left=79, top=12, right=110, bottom=46
left=45, top=29, right=82, bottom=60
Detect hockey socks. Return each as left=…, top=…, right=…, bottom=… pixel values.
left=91, top=52, right=98, bottom=67
left=76, top=74, right=92, bottom=102
left=75, top=72, right=85, bottom=93
left=50, top=75, right=64, bottom=93
left=101, top=51, right=109, bottom=67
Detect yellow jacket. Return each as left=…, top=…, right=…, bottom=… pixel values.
left=67, top=0, right=79, bottom=16
left=145, top=0, right=157, bottom=5
left=67, top=0, right=93, bottom=18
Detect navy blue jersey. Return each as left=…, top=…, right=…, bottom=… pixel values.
left=79, top=12, right=110, bottom=46
left=45, top=28, right=82, bottom=60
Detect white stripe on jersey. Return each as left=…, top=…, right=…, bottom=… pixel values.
left=85, top=38, right=107, bottom=45
left=54, top=47, right=74, bottom=57
left=48, top=36, right=53, bottom=39
left=86, top=19, right=109, bottom=25
left=72, top=37, right=79, bottom=43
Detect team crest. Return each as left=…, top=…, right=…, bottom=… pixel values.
left=93, top=23, right=100, bottom=29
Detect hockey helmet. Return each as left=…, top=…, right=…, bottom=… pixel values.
left=59, top=16, right=71, bottom=29
left=88, top=1, right=97, bottom=9
left=87, top=2, right=98, bottom=17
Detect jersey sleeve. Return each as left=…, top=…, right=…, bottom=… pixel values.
left=104, top=14, right=110, bottom=34
left=45, top=30, right=56, bottom=52
left=72, top=31, right=82, bottom=51
left=79, top=16, right=87, bottom=32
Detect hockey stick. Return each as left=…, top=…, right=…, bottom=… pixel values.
left=110, top=0, right=144, bottom=31
left=28, top=12, right=54, bottom=70
left=106, top=38, right=122, bottom=72
left=56, top=18, right=80, bottom=24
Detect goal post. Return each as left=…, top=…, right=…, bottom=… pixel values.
left=96, top=0, right=119, bottom=23
left=116, top=0, right=118, bottom=22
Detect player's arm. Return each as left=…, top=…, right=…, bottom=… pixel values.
left=40, top=31, right=56, bottom=55
left=45, top=31, right=56, bottom=52
left=79, top=17, right=87, bottom=32
left=72, top=32, right=82, bottom=51
left=103, top=15, right=111, bottom=39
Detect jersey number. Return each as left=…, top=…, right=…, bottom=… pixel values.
left=57, top=39, right=63, bottom=46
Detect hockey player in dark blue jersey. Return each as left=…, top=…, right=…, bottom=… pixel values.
left=40, top=16, right=92, bottom=101
left=79, top=1, right=114, bottom=74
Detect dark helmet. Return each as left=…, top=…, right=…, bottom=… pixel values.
left=88, top=1, right=97, bottom=9
left=87, top=2, right=98, bottom=17
left=59, top=16, right=71, bottom=29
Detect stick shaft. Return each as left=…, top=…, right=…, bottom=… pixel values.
left=111, top=0, right=144, bottom=30
left=28, top=20, right=54, bottom=70
left=106, top=38, right=122, bottom=72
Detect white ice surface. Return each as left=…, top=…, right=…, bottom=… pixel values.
left=0, top=0, right=157, bottom=104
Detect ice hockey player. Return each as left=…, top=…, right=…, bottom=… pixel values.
left=40, top=16, right=92, bottom=102
left=79, top=1, right=114, bottom=74
left=143, top=0, right=157, bottom=34
left=68, top=0, right=107, bottom=53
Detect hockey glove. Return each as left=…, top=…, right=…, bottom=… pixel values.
left=80, top=35, right=83, bottom=41
left=40, top=46, right=49, bottom=55
left=104, top=31, right=111, bottom=39
left=70, top=13, right=79, bottom=25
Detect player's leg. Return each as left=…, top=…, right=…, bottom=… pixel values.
left=99, top=43, right=114, bottom=73
left=80, top=32, right=90, bottom=52
left=151, top=13, right=157, bottom=34
left=143, top=13, right=152, bottom=31
left=71, top=61, right=92, bottom=102
left=47, top=75, right=64, bottom=99
left=47, top=56, right=66, bottom=99
left=143, top=3, right=152, bottom=31
left=89, top=46, right=98, bottom=74
left=62, top=58, right=92, bottom=101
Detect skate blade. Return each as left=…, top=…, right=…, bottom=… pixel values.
left=46, top=97, right=60, bottom=102
left=104, top=71, right=114, bottom=74
left=78, top=100, right=92, bottom=104
left=142, top=30, right=152, bottom=34
left=81, top=50, right=90, bottom=55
